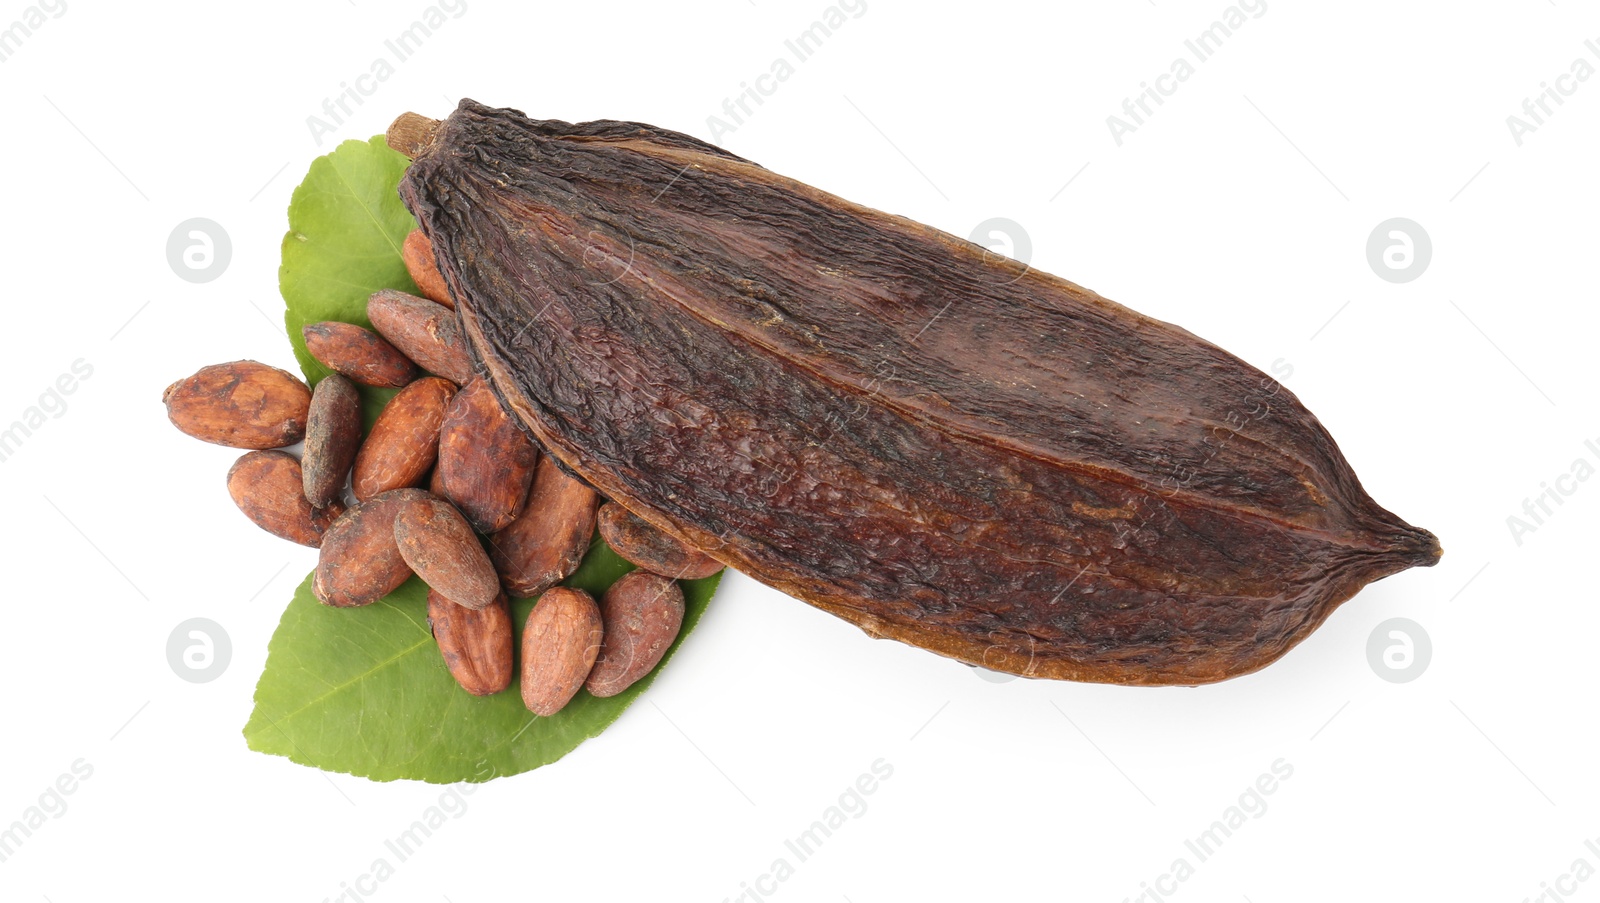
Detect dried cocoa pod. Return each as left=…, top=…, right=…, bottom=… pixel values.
left=366, top=289, right=474, bottom=385
left=392, top=495, right=499, bottom=610
left=302, top=373, right=362, bottom=508
left=314, top=488, right=428, bottom=607
left=596, top=502, right=722, bottom=580
left=402, top=230, right=454, bottom=309
left=585, top=570, right=685, bottom=698
left=226, top=450, right=344, bottom=547
left=488, top=456, right=599, bottom=598
left=395, top=101, right=1442, bottom=686
left=520, top=586, right=603, bottom=716
left=302, top=321, right=418, bottom=388
left=351, top=376, right=455, bottom=501
left=436, top=378, right=540, bottom=533
left=428, top=588, right=512, bottom=696
left=163, top=360, right=310, bottom=449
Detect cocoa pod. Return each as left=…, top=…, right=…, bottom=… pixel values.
left=428, top=588, right=512, bottom=696
left=392, top=495, right=499, bottom=610
left=302, top=373, right=362, bottom=508
left=366, top=289, right=474, bottom=385
left=163, top=360, right=310, bottom=449
left=226, top=450, right=344, bottom=547
left=488, top=456, right=599, bottom=598
left=313, top=488, right=429, bottom=607
left=436, top=378, right=540, bottom=533
left=302, top=321, right=418, bottom=388
left=351, top=376, right=455, bottom=501
left=520, top=587, right=603, bottom=716
left=396, top=101, right=1442, bottom=686
left=402, top=230, right=454, bottom=309
left=597, top=502, right=722, bottom=580
left=585, top=570, right=685, bottom=698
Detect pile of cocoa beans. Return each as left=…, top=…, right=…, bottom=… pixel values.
left=162, top=232, right=722, bottom=716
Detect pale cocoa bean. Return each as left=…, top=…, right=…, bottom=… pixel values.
left=393, top=495, right=499, bottom=610
left=489, top=457, right=599, bottom=598
left=227, top=450, right=344, bottom=547
left=585, top=570, right=685, bottom=698
left=351, top=376, right=455, bottom=501
left=313, top=488, right=429, bottom=607
left=436, top=378, right=539, bottom=533
left=402, top=230, right=454, bottom=309
left=367, top=289, right=474, bottom=385
left=521, top=587, right=603, bottom=716
left=428, top=588, right=512, bottom=696
left=597, top=502, right=723, bottom=579
left=163, top=360, right=310, bottom=449
left=302, top=321, right=418, bottom=388
left=302, top=374, right=362, bottom=508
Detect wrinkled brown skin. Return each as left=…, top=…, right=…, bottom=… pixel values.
left=399, top=100, right=1442, bottom=686
left=226, top=450, right=344, bottom=547
left=393, top=495, right=500, bottom=610
left=367, top=289, right=475, bottom=385
left=403, top=230, right=454, bottom=309
left=437, top=378, right=541, bottom=533
left=302, top=321, right=418, bottom=388
left=351, top=376, right=456, bottom=501
left=303, top=373, right=362, bottom=508
left=488, top=455, right=599, bottom=598
left=314, top=488, right=429, bottom=607
left=428, top=588, right=512, bottom=696
left=521, top=587, right=603, bottom=716
left=597, top=502, right=723, bottom=579
left=164, top=361, right=310, bottom=449
left=586, top=570, right=685, bottom=698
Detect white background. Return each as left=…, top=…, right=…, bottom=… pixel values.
left=1, top=1, right=1595, bottom=900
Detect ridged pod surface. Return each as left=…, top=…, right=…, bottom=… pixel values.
left=395, top=100, right=1440, bottom=686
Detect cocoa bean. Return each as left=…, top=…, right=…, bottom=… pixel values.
left=393, top=495, right=499, bottom=611
left=313, top=488, right=429, bottom=607
left=163, top=360, right=310, bottom=449
left=585, top=570, right=685, bottom=698
left=520, top=587, right=603, bottom=716
left=428, top=588, right=512, bottom=696
left=227, top=450, right=344, bottom=547
left=488, top=457, right=599, bottom=598
left=302, top=321, right=418, bottom=388
left=367, top=289, right=474, bottom=385
left=436, top=378, right=539, bottom=533
left=302, top=373, right=362, bottom=508
left=351, top=376, right=455, bottom=501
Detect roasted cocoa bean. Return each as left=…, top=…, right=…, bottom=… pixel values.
left=585, top=570, right=685, bottom=698
left=436, top=378, right=540, bottom=533
left=227, top=450, right=344, bottom=547
left=163, top=360, right=310, bottom=449
left=402, top=230, right=454, bottom=309
left=428, top=588, right=512, bottom=696
left=367, top=289, right=474, bottom=385
left=313, top=488, right=429, bottom=607
left=393, top=495, right=499, bottom=610
left=302, top=321, right=418, bottom=388
left=488, top=456, right=599, bottom=598
left=351, top=376, right=455, bottom=501
left=596, top=502, right=722, bottom=580
left=302, top=373, right=362, bottom=508
left=520, top=586, right=603, bottom=716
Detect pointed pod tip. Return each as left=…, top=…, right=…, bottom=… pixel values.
left=387, top=112, right=441, bottom=159
left=1400, top=528, right=1443, bottom=569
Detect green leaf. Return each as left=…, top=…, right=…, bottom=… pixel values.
left=253, top=136, right=726, bottom=783
left=244, top=556, right=722, bottom=784
left=279, top=135, right=417, bottom=426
